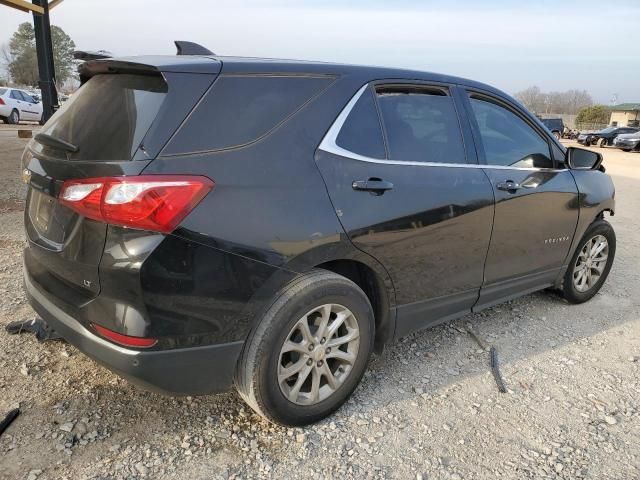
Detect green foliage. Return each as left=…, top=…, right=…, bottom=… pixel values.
left=576, top=105, right=611, bottom=125
left=51, top=25, right=76, bottom=85
left=7, top=22, right=76, bottom=87
left=7, top=23, right=37, bottom=86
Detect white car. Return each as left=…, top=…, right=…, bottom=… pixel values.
left=0, top=87, right=43, bottom=124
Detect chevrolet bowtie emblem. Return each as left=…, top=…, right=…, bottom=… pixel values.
left=22, top=168, right=32, bottom=184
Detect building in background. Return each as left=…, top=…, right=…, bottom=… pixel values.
left=610, top=104, right=640, bottom=127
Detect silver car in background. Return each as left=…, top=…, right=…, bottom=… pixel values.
left=0, top=87, right=43, bottom=124
left=613, top=131, right=640, bottom=152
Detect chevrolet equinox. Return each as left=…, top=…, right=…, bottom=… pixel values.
left=22, top=44, right=616, bottom=426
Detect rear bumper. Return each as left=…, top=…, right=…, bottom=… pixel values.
left=24, top=268, right=244, bottom=395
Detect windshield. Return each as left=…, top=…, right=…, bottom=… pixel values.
left=600, top=127, right=616, bottom=133
left=35, top=74, right=167, bottom=161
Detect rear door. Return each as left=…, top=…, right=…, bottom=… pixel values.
left=23, top=68, right=218, bottom=301
left=462, top=91, right=580, bottom=309
left=316, top=82, right=495, bottom=337
left=17, top=91, right=40, bottom=120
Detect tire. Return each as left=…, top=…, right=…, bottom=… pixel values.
left=553, top=131, right=561, bottom=140
left=39, top=114, right=45, bottom=126
left=599, top=138, right=607, bottom=147
left=562, top=219, right=616, bottom=304
left=622, top=149, right=631, bottom=152
left=236, top=270, right=374, bottom=426
left=7, top=109, right=19, bottom=125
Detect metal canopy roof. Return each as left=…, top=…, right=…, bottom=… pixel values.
left=611, top=103, right=640, bottom=112
left=0, top=0, right=62, bottom=15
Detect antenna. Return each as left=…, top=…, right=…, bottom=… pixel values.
left=174, top=41, right=214, bottom=56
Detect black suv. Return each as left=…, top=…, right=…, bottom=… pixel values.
left=540, top=118, right=564, bottom=139
left=23, top=47, right=616, bottom=426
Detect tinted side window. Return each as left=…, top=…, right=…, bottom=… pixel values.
left=10, top=90, right=22, bottom=100
left=376, top=88, right=466, bottom=164
left=21, top=92, right=35, bottom=103
left=336, top=87, right=385, bottom=159
left=470, top=97, right=552, bottom=168
left=164, top=75, right=332, bottom=155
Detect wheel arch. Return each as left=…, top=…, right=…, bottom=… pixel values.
left=314, top=258, right=395, bottom=352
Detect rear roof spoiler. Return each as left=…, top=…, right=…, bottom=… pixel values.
left=73, top=50, right=113, bottom=61
left=174, top=41, right=215, bottom=56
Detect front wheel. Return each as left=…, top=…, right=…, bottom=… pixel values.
left=562, top=219, right=616, bottom=304
left=599, top=138, right=607, bottom=147
left=236, top=270, right=374, bottom=426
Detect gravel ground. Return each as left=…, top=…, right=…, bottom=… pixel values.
left=0, top=125, right=639, bottom=480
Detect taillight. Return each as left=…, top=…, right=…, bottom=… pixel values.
left=0, top=98, right=5, bottom=105
left=92, top=323, right=157, bottom=348
left=59, top=175, right=213, bottom=233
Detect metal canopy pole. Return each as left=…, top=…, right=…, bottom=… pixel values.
left=31, top=0, right=58, bottom=122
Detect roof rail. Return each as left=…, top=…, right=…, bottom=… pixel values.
left=174, top=41, right=215, bottom=56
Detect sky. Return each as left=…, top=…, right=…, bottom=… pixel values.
left=1, top=0, right=639, bottom=103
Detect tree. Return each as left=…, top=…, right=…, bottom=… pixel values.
left=576, top=105, right=611, bottom=126
left=515, top=86, right=593, bottom=115
left=515, top=86, right=546, bottom=113
left=6, top=23, right=37, bottom=86
left=4, top=22, right=75, bottom=87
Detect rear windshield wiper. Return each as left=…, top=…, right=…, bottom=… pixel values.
left=34, top=133, right=79, bottom=153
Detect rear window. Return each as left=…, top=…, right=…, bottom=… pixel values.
left=0, top=88, right=6, bottom=95
left=377, top=88, right=466, bottom=164
left=162, top=75, right=333, bottom=155
left=35, top=74, right=167, bottom=161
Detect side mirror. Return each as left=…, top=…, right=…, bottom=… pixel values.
left=566, top=147, right=603, bottom=170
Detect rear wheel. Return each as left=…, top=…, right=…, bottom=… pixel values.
left=599, top=138, right=607, bottom=147
left=622, top=148, right=631, bottom=152
left=236, top=270, right=374, bottom=426
left=7, top=109, right=19, bottom=125
left=553, top=131, right=561, bottom=140
left=562, top=219, right=616, bottom=304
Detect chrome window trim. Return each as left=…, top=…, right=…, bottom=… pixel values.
left=318, top=83, right=567, bottom=173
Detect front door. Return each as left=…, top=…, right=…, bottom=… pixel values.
left=315, top=82, right=495, bottom=338
left=463, top=92, right=580, bottom=309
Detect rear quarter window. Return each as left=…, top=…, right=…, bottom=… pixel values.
left=0, top=88, right=7, bottom=95
left=162, top=75, right=333, bottom=155
left=335, top=87, right=386, bottom=159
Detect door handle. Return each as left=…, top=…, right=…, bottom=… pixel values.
left=496, top=180, right=520, bottom=192
left=352, top=178, right=394, bottom=195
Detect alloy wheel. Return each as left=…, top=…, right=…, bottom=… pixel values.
left=278, top=303, right=360, bottom=405
left=573, top=234, right=609, bottom=293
